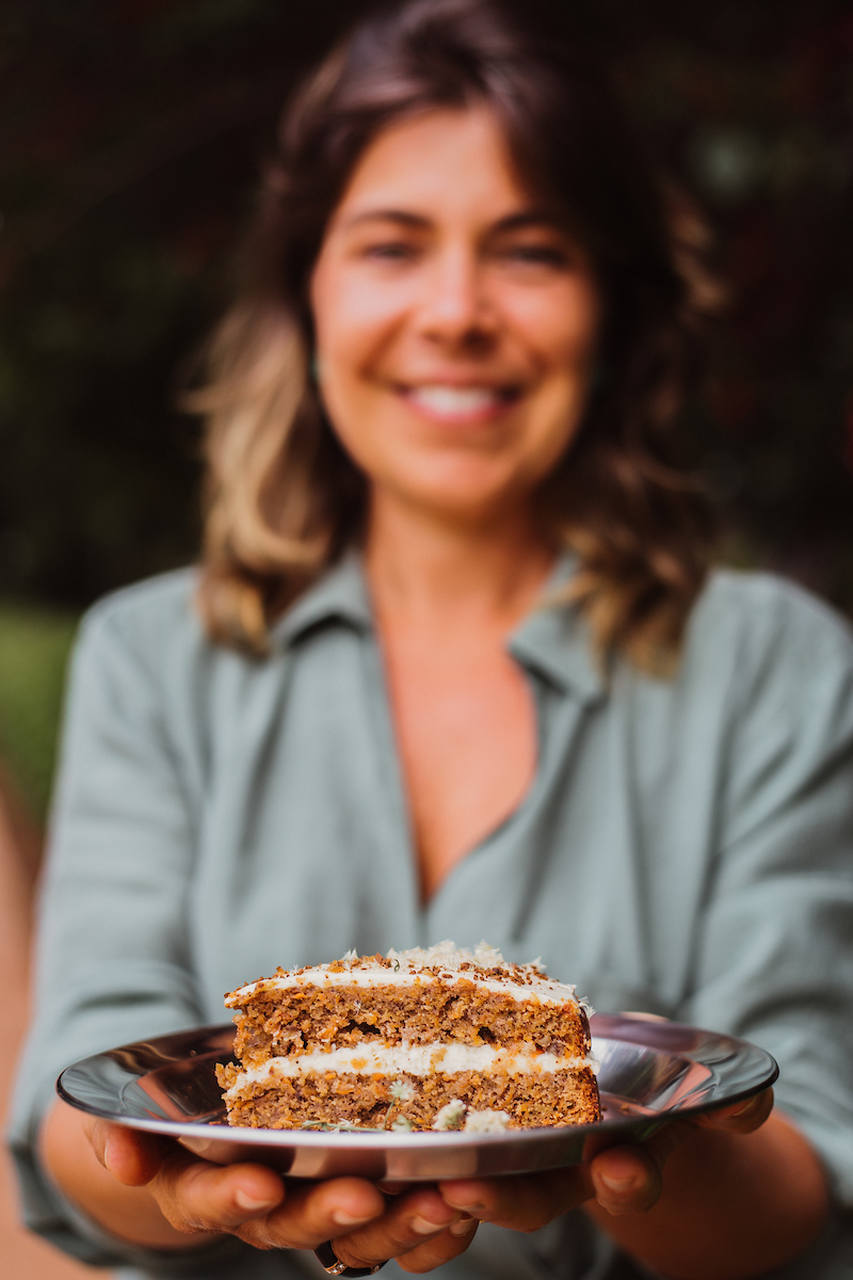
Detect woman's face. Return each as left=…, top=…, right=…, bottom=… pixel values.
left=310, top=105, right=601, bottom=530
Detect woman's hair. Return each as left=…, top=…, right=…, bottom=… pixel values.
left=194, top=0, right=718, bottom=669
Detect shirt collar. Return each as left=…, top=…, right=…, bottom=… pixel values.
left=271, top=551, right=373, bottom=646
left=507, top=552, right=605, bottom=704
left=272, top=548, right=605, bottom=704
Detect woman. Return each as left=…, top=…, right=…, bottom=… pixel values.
left=10, top=1, right=853, bottom=1277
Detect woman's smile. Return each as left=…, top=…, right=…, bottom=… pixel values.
left=393, top=379, right=523, bottom=426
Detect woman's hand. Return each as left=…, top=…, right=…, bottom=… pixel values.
left=439, top=1089, right=827, bottom=1280
left=439, top=1089, right=774, bottom=1228
left=83, top=1116, right=477, bottom=1272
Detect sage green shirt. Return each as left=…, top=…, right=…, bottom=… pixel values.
left=8, top=555, right=853, bottom=1278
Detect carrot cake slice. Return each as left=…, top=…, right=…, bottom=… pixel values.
left=216, top=941, right=600, bottom=1132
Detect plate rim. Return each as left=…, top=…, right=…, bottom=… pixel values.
left=56, top=1013, right=779, bottom=1156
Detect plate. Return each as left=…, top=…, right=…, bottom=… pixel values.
left=57, top=1015, right=777, bottom=1180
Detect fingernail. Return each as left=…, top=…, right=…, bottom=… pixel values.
left=729, top=1100, right=754, bottom=1117
left=599, top=1172, right=639, bottom=1193
left=235, top=1189, right=279, bottom=1212
left=102, top=1136, right=116, bottom=1172
left=445, top=1197, right=485, bottom=1213
left=332, top=1208, right=375, bottom=1227
left=411, top=1214, right=449, bottom=1235
left=450, top=1215, right=476, bottom=1237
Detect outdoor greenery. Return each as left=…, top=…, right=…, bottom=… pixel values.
left=2, top=0, right=852, bottom=817
left=0, top=604, right=76, bottom=820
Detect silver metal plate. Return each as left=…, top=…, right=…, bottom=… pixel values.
left=57, top=1014, right=777, bottom=1180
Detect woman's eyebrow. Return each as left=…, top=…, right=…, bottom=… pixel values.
left=338, top=208, right=564, bottom=233
left=489, top=210, right=567, bottom=234
left=339, top=208, right=430, bottom=231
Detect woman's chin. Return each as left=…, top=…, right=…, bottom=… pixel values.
left=372, top=474, right=539, bottom=533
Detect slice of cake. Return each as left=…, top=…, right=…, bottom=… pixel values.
left=216, top=942, right=600, bottom=1132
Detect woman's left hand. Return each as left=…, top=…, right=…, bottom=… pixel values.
left=439, top=1088, right=774, bottom=1228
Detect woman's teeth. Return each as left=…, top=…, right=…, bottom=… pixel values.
left=405, top=385, right=512, bottom=415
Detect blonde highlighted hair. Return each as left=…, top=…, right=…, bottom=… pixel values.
left=193, top=0, right=718, bottom=669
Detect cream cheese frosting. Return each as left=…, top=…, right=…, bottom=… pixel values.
left=223, top=1042, right=598, bottom=1098
left=226, top=940, right=583, bottom=1009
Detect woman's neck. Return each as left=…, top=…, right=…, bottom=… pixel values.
left=363, top=498, right=555, bottom=632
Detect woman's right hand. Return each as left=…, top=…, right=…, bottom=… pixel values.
left=79, top=1112, right=477, bottom=1271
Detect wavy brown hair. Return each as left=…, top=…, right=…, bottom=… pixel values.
left=194, top=0, right=718, bottom=668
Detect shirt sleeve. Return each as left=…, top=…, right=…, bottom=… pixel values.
left=5, top=595, right=217, bottom=1267
left=685, top=580, right=853, bottom=1205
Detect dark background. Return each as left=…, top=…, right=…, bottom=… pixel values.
left=2, top=0, right=852, bottom=615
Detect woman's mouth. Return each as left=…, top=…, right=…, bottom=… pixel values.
left=397, top=382, right=521, bottom=423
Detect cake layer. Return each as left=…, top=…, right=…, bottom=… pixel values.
left=216, top=1062, right=601, bottom=1131
left=231, top=981, right=590, bottom=1066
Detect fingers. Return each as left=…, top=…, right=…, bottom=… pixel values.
left=697, top=1087, right=774, bottom=1135
left=236, top=1176, right=386, bottom=1250
left=441, top=1151, right=663, bottom=1229
left=151, top=1152, right=287, bottom=1235
left=328, top=1187, right=475, bottom=1275
left=395, top=1216, right=478, bottom=1274
left=441, top=1166, right=590, bottom=1231
left=586, top=1090, right=774, bottom=1217
left=588, top=1145, right=663, bottom=1215
left=83, top=1116, right=290, bottom=1237
left=84, top=1119, right=167, bottom=1186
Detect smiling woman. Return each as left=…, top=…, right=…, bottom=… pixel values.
left=194, top=0, right=714, bottom=668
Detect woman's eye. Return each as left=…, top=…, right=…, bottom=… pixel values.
left=362, top=242, right=418, bottom=262
left=501, top=244, right=568, bottom=267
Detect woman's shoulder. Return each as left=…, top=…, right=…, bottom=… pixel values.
left=696, top=566, right=852, bottom=654
left=83, top=565, right=199, bottom=626
left=685, top=566, right=853, bottom=707
left=74, top=566, right=209, bottom=674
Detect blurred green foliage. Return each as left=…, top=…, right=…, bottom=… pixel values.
left=0, top=604, right=77, bottom=821
left=1, top=0, right=852, bottom=816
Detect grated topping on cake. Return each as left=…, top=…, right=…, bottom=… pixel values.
left=226, top=940, right=584, bottom=1009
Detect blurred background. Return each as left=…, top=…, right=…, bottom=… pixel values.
left=1, top=0, right=851, bottom=1270
left=2, top=0, right=853, bottom=826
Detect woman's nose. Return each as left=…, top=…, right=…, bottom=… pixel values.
left=416, top=248, right=496, bottom=345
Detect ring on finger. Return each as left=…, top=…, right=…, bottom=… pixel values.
left=314, top=1239, right=384, bottom=1276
